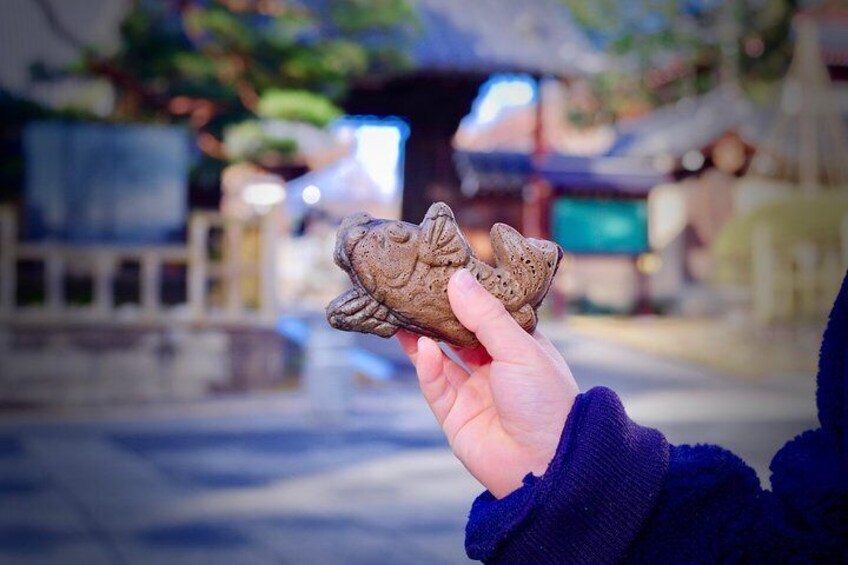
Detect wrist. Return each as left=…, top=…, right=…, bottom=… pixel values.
left=488, top=442, right=560, bottom=499
left=465, top=387, right=670, bottom=563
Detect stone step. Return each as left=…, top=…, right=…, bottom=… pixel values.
left=0, top=325, right=286, bottom=406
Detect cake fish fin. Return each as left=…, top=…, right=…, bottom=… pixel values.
left=491, top=223, right=563, bottom=306
left=512, top=303, right=538, bottom=333
left=418, top=202, right=471, bottom=267
left=326, top=287, right=400, bottom=338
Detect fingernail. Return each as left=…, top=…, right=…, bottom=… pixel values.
left=453, top=268, right=477, bottom=294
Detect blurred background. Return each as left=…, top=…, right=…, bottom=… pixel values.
left=0, top=0, right=845, bottom=562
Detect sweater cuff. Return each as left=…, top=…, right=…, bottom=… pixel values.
left=465, top=386, right=670, bottom=563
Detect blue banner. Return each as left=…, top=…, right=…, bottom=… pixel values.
left=24, top=122, right=189, bottom=244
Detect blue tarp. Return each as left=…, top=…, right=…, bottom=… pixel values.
left=24, top=122, right=189, bottom=244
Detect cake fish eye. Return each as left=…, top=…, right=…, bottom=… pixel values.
left=350, top=226, right=369, bottom=241
left=387, top=223, right=411, bottom=243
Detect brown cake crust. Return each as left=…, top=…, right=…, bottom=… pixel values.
left=326, top=202, right=563, bottom=348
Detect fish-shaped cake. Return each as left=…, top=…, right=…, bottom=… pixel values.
left=326, top=202, right=563, bottom=348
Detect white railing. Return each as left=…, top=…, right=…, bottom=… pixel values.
left=188, top=209, right=280, bottom=323
left=0, top=205, right=279, bottom=326
left=751, top=213, right=848, bottom=324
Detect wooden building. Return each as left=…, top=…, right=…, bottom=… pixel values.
left=453, top=85, right=762, bottom=313
left=342, top=0, right=612, bottom=224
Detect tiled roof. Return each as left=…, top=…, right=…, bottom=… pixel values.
left=454, top=149, right=668, bottom=196
left=607, top=86, right=760, bottom=158
left=409, top=0, right=610, bottom=76
left=299, top=0, right=612, bottom=76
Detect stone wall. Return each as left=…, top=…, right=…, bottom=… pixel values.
left=0, top=325, right=286, bottom=406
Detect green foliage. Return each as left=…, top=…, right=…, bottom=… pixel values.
left=223, top=120, right=299, bottom=164
left=48, top=0, right=415, bottom=171
left=257, top=90, right=342, bottom=127
left=737, top=0, right=796, bottom=101
left=562, top=0, right=797, bottom=111
left=329, top=0, right=420, bottom=38
left=564, top=0, right=702, bottom=63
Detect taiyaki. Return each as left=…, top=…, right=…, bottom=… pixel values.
left=326, top=202, right=563, bottom=348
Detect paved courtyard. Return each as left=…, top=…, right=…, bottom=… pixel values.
left=0, top=326, right=819, bottom=564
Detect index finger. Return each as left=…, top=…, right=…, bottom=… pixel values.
left=396, top=329, right=421, bottom=362
left=447, top=269, right=541, bottom=364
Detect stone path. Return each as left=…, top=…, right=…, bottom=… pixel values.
left=0, top=328, right=818, bottom=564
left=0, top=389, right=479, bottom=564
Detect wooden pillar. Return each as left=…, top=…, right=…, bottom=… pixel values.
left=189, top=213, right=209, bottom=322
left=141, top=251, right=161, bottom=318
left=793, top=242, right=818, bottom=319
left=93, top=252, right=115, bottom=317
left=225, top=220, right=243, bottom=317
left=752, top=223, right=775, bottom=325
left=523, top=76, right=552, bottom=239
left=522, top=181, right=552, bottom=240
left=259, top=205, right=279, bottom=322
left=45, top=247, right=65, bottom=315
left=633, top=256, right=651, bottom=315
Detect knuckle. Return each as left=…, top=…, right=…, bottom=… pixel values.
left=476, top=293, right=507, bottom=321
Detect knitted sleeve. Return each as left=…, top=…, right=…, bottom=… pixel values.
left=631, top=271, right=848, bottom=563
left=465, top=274, right=848, bottom=563
left=628, top=431, right=846, bottom=562
left=465, top=390, right=845, bottom=564
left=465, top=386, right=669, bottom=564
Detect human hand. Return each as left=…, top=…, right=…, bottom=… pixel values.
left=397, top=268, right=579, bottom=499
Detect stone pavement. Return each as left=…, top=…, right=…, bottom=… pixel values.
left=561, top=315, right=823, bottom=379
left=0, top=328, right=819, bottom=564
left=0, top=388, right=480, bottom=564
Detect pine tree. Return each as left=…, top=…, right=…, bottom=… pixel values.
left=562, top=0, right=796, bottom=113
left=36, top=0, right=416, bottom=183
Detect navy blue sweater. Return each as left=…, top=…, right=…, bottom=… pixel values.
left=465, top=274, right=848, bottom=563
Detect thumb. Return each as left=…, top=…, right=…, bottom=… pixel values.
left=448, top=268, right=537, bottom=362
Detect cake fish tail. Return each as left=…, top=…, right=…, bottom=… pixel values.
left=326, top=287, right=400, bottom=338
left=491, top=223, right=563, bottom=306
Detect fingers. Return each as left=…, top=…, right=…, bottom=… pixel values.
left=533, top=331, right=563, bottom=365
left=397, top=331, right=467, bottom=425
left=396, top=329, right=420, bottom=362
left=402, top=327, right=490, bottom=380
left=533, top=330, right=577, bottom=388
left=415, top=337, right=459, bottom=425
left=447, top=269, right=538, bottom=364
left=397, top=330, right=470, bottom=384
left=448, top=344, right=492, bottom=371
left=402, top=327, right=491, bottom=372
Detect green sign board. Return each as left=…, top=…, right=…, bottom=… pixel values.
left=551, top=197, right=648, bottom=255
